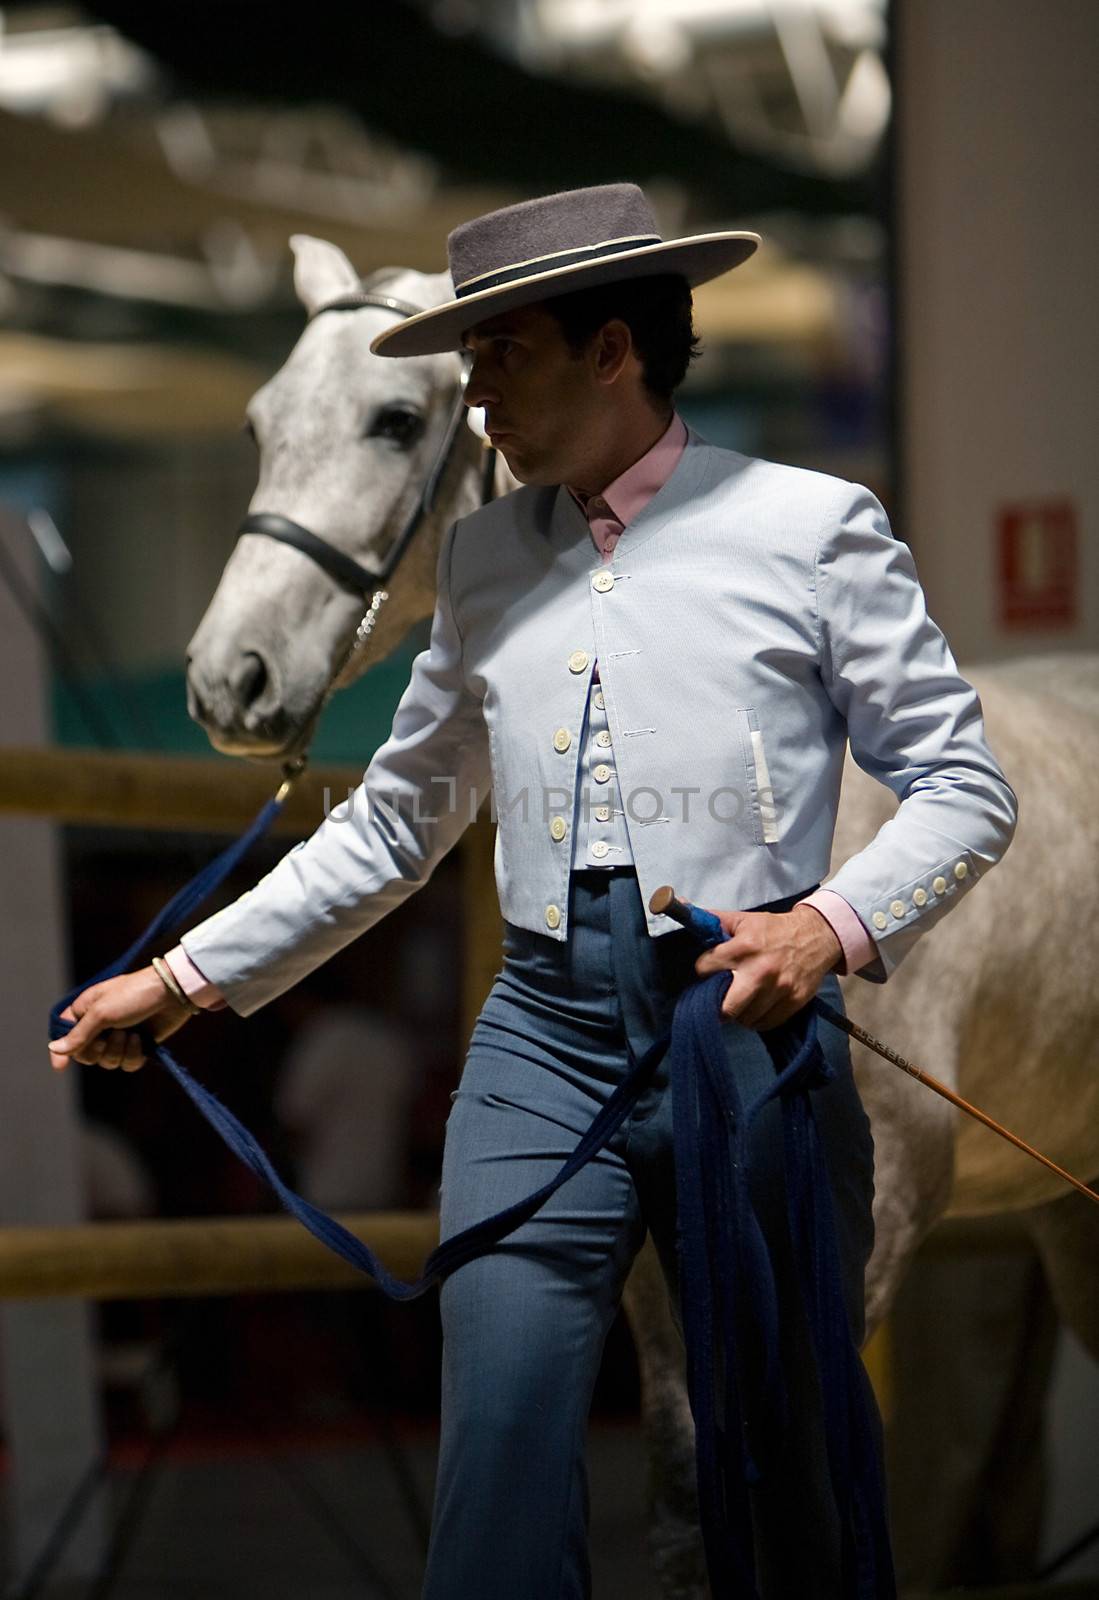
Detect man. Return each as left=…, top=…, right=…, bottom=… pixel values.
left=51, top=184, right=1018, bottom=1597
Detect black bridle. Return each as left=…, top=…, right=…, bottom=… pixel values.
left=232, top=288, right=496, bottom=772
left=238, top=292, right=475, bottom=592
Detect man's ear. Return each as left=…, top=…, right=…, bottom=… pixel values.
left=592, top=319, right=635, bottom=386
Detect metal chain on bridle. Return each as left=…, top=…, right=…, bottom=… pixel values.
left=233, top=288, right=495, bottom=793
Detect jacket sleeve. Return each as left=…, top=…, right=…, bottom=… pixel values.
left=814, top=482, right=1018, bottom=982
left=180, top=520, right=490, bottom=1015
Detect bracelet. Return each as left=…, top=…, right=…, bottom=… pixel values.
left=151, top=955, right=202, bottom=1015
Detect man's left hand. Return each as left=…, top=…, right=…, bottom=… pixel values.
left=693, top=904, right=842, bottom=1031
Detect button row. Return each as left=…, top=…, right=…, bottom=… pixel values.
left=871, top=861, right=971, bottom=931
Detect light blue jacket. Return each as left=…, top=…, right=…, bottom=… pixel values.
left=183, top=430, right=1017, bottom=1014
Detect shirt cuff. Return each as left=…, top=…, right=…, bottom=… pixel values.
left=796, top=889, right=879, bottom=977
left=163, top=946, right=228, bottom=1011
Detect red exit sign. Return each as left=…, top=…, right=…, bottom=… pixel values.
left=997, top=498, right=1078, bottom=629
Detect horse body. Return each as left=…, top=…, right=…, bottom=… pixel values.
left=186, top=239, right=1099, bottom=1596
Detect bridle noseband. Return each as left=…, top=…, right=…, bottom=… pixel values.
left=233, top=288, right=495, bottom=775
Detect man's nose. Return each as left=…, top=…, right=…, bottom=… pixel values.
left=464, top=357, right=500, bottom=410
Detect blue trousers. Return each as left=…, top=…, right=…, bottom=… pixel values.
left=423, top=868, right=877, bottom=1599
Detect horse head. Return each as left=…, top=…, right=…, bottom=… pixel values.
left=186, top=237, right=495, bottom=759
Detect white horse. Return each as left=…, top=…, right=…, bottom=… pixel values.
left=187, top=238, right=1099, bottom=1596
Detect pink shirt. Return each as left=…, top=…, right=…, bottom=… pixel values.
left=168, top=413, right=877, bottom=1001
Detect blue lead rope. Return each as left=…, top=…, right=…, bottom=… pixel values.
left=49, top=795, right=893, bottom=1596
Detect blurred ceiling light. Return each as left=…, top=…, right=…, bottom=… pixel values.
left=2, top=230, right=241, bottom=309
left=26, top=506, right=72, bottom=574
left=156, top=103, right=437, bottom=224
left=450, top=0, right=888, bottom=175
left=0, top=12, right=155, bottom=126
left=623, top=18, right=693, bottom=78
left=531, top=0, right=884, bottom=50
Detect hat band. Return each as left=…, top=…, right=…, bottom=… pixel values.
left=454, top=234, right=662, bottom=299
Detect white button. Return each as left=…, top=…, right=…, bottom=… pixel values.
left=932, top=876, right=947, bottom=895
left=593, top=691, right=605, bottom=710
left=890, top=900, right=906, bottom=919
left=954, top=861, right=969, bottom=880
left=545, top=904, right=561, bottom=930
left=595, top=730, right=612, bottom=748
left=591, top=841, right=610, bottom=859
left=553, top=728, right=572, bottom=753
left=592, top=571, right=615, bottom=593
left=568, top=650, right=589, bottom=674
left=913, top=887, right=928, bottom=906
left=594, top=804, right=611, bottom=822
left=549, top=817, right=567, bottom=841
left=872, top=911, right=888, bottom=931
left=593, top=763, right=612, bottom=783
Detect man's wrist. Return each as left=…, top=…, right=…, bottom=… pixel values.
left=790, top=902, right=844, bottom=975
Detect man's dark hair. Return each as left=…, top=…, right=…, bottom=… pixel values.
left=541, top=273, right=701, bottom=404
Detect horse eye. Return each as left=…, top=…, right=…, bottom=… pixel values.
left=242, top=417, right=258, bottom=447
left=369, top=407, right=426, bottom=449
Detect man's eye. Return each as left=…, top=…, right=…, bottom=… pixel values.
left=369, top=407, right=426, bottom=449
left=494, top=339, right=515, bottom=357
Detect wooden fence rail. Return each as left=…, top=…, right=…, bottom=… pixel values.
left=0, top=745, right=363, bottom=836
left=0, top=1212, right=440, bottom=1301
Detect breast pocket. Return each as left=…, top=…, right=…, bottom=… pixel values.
left=736, top=707, right=780, bottom=845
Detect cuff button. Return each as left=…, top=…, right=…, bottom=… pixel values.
left=872, top=910, right=888, bottom=931
left=954, top=861, right=969, bottom=880
left=932, top=875, right=947, bottom=895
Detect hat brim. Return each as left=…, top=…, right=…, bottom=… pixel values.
left=369, top=231, right=760, bottom=358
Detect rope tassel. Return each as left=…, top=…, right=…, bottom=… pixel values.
left=669, top=979, right=895, bottom=1598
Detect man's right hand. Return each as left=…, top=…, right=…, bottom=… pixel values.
left=48, top=967, right=194, bottom=1073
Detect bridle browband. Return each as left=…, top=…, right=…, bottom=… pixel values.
left=233, top=288, right=495, bottom=775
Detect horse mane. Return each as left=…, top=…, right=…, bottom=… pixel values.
left=359, top=267, right=408, bottom=294
left=360, top=265, right=453, bottom=310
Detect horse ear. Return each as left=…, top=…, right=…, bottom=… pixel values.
left=290, top=236, right=360, bottom=317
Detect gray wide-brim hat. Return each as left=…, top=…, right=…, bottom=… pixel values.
left=370, top=183, right=760, bottom=358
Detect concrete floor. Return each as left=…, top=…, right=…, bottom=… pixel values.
left=6, top=1416, right=1098, bottom=1598
left=4, top=1423, right=660, bottom=1600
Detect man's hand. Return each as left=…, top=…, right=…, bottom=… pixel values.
left=693, top=903, right=842, bottom=1031
left=47, top=966, right=194, bottom=1073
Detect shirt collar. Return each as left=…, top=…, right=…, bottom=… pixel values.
left=568, top=411, right=687, bottom=530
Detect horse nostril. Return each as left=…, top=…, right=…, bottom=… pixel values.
left=230, top=650, right=269, bottom=709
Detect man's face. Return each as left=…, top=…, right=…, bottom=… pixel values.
left=461, top=304, right=604, bottom=487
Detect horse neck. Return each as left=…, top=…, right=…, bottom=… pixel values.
left=333, top=426, right=496, bottom=687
